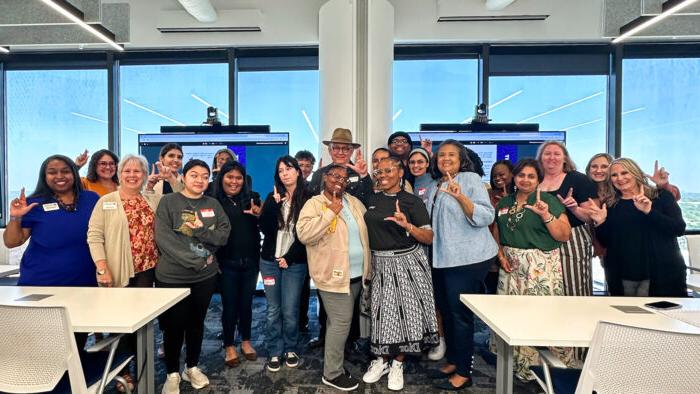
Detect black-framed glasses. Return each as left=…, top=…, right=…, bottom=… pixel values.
left=326, top=172, right=349, bottom=183
left=330, top=144, right=353, bottom=153
left=390, top=138, right=409, bottom=145
left=372, top=167, right=397, bottom=176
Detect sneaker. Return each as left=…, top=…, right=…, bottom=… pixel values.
left=363, top=357, right=389, bottom=383
left=428, top=337, right=446, bottom=361
left=285, top=352, right=299, bottom=368
left=322, top=371, right=359, bottom=391
left=388, top=360, right=404, bottom=391
left=181, top=366, right=209, bottom=389
left=161, top=372, right=180, bottom=394
left=267, top=356, right=281, bottom=372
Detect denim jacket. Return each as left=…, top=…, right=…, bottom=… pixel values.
left=426, top=171, right=498, bottom=268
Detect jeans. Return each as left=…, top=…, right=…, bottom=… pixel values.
left=435, top=258, right=493, bottom=378
left=220, top=259, right=259, bottom=345
left=622, top=279, right=650, bottom=296
left=260, top=259, right=307, bottom=356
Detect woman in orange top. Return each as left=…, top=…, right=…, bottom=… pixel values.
left=76, top=149, right=119, bottom=196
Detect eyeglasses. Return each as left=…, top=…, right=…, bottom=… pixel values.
left=331, top=145, right=353, bottom=153
left=390, top=138, right=409, bottom=145
left=372, top=167, right=397, bottom=176
left=98, top=161, right=116, bottom=167
left=326, top=173, right=349, bottom=183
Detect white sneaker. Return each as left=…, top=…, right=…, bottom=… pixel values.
left=162, top=372, right=180, bottom=394
left=387, top=360, right=404, bottom=391
left=363, top=357, right=389, bottom=383
left=181, top=366, right=209, bottom=389
left=428, top=337, right=446, bottom=361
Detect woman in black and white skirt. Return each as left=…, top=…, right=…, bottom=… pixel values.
left=361, top=156, right=438, bottom=391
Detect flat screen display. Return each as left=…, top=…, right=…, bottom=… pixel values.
left=138, top=132, right=289, bottom=197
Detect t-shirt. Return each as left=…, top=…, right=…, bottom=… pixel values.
left=340, top=199, right=364, bottom=279
left=495, top=192, right=565, bottom=252
left=80, top=177, right=116, bottom=197
left=545, top=171, right=597, bottom=228
left=364, top=191, right=431, bottom=251
left=18, top=190, right=99, bottom=286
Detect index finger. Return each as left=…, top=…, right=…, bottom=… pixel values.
left=356, top=148, right=363, bottom=161
left=654, top=160, right=659, bottom=173
left=333, top=191, right=337, bottom=201
left=447, top=171, right=454, bottom=183
left=536, top=188, right=541, bottom=201
left=273, top=185, right=278, bottom=195
left=567, top=187, right=573, bottom=199
left=395, top=199, right=401, bottom=213
left=20, top=187, right=26, bottom=200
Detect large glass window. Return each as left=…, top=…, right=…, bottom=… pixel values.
left=622, top=57, right=700, bottom=231
left=6, top=69, right=108, bottom=200
left=238, top=69, right=320, bottom=158
left=489, top=75, right=608, bottom=168
left=119, top=63, right=228, bottom=155
left=393, top=59, right=479, bottom=132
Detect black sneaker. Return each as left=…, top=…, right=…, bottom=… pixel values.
left=267, top=356, right=281, bottom=372
left=322, top=371, right=359, bottom=391
left=285, top=352, right=299, bottom=368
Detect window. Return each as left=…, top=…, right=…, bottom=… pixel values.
left=6, top=69, right=108, bottom=200
left=622, top=57, right=700, bottom=231
left=119, top=63, right=228, bottom=155
left=393, top=59, right=479, bottom=132
left=237, top=69, right=320, bottom=159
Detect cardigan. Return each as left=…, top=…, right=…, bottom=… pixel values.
left=259, top=191, right=309, bottom=265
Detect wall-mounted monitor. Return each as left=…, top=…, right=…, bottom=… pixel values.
left=138, top=132, right=289, bottom=197
left=408, top=130, right=566, bottom=182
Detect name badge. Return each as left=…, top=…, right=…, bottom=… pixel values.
left=263, top=276, right=276, bottom=286
left=417, top=187, right=426, bottom=196
left=348, top=176, right=359, bottom=183
left=200, top=208, right=215, bottom=218
left=332, top=269, right=344, bottom=278
left=498, top=207, right=509, bottom=216
left=42, top=203, right=59, bottom=212
left=102, top=202, right=117, bottom=210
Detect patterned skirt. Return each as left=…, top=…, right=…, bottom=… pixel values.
left=370, top=245, right=439, bottom=356
left=496, top=246, right=575, bottom=381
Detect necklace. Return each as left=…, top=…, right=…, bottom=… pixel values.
left=506, top=198, right=526, bottom=231
left=54, top=194, right=77, bottom=212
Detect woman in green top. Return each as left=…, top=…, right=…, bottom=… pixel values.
left=493, top=158, right=573, bottom=381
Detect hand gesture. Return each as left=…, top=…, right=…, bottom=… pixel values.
left=75, top=149, right=89, bottom=168
left=645, top=160, right=670, bottom=188
left=318, top=157, right=324, bottom=169
left=633, top=192, right=652, bottom=214
left=347, top=148, right=368, bottom=177
left=494, top=184, right=508, bottom=202
left=384, top=200, right=409, bottom=229
left=524, top=188, right=550, bottom=219
left=557, top=187, right=578, bottom=209
left=9, top=188, right=39, bottom=218
left=243, top=199, right=261, bottom=217
left=419, top=134, right=433, bottom=155
left=185, top=211, right=204, bottom=229
left=146, top=164, right=160, bottom=191
left=273, top=185, right=287, bottom=203
left=276, top=257, right=288, bottom=269
left=439, top=172, right=462, bottom=198
left=587, top=198, right=608, bottom=225
left=326, top=191, right=343, bottom=214
left=156, top=161, right=177, bottom=184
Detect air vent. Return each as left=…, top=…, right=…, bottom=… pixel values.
left=438, top=14, right=549, bottom=22
left=157, top=26, right=261, bottom=33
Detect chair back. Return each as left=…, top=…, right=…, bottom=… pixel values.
left=687, top=234, right=700, bottom=270
left=0, top=304, right=87, bottom=393
left=576, top=321, right=700, bottom=394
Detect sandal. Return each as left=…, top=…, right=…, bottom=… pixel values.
left=116, top=373, right=135, bottom=393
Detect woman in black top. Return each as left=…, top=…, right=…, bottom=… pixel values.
left=258, top=155, right=311, bottom=372
left=214, top=161, right=261, bottom=368
left=537, top=141, right=597, bottom=297
left=361, top=156, right=438, bottom=391
left=588, top=158, right=687, bottom=297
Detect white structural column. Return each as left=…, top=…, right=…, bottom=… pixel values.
left=319, top=0, right=394, bottom=160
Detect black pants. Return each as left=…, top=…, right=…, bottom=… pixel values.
left=157, top=274, right=218, bottom=373
left=220, top=261, right=259, bottom=345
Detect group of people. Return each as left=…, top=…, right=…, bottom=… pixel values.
left=2, top=127, right=688, bottom=392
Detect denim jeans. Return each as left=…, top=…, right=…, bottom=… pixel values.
left=260, top=259, right=307, bottom=356
left=220, top=259, right=259, bottom=346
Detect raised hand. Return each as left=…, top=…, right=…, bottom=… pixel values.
left=347, top=148, right=368, bottom=177
left=146, top=164, right=160, bottom=190
left=318, top=157, right=324, bottom=169
left=420, top=134, right=433, bottom=155
left=633, top=192, right=652, bottom=214
left=525, top=188, right=550, bottom=219
left=243, top=199, right=261, bottom=216
left=9, top=187, right=39, bottom=218
left=587, top=198, right=608, bottom=225
left=439, top=172, right=462, bottom=198
left=74, top=149, right=89, bottom=168
left=645, top=160, right=670, bottom=188
left=276, top=257, right=289, bottom=269
left=384, top=199, right=409, bottom=229
left=185, top=211, right=204, bottom=229
left=557, top=187, right=578, bottom=209
left=326, top=191, right=343, bottom=214
left=273, top=185, right=287, bottom=203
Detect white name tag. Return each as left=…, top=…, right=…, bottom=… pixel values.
left=200, top=208, right=215, bottom=218
left=42, top=203, right=59, bottom=212
left=418, top=187, right=426, bottom=196
left=102, top=202, right=117, bottom=210
left=349, top=176, right=359, bottom=183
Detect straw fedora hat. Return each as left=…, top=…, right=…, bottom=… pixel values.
left=322, top=128, right=361, bottom=147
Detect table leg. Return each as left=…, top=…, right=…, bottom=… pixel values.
left=495, top=334, right=513, bottom=394
left=136, top=321, right=155, bottom=394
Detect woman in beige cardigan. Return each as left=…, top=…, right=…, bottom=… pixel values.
left=88, top=154, right=161, bottom=288
left=297, top=164, right=371, bottom=391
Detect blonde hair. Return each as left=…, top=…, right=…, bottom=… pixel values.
left=603, top=157, right=658, bottom=207
left=586, top=153, right=615, bottom=201
left=536, top=141, right=577, bottom=173
left=117, top=154, right=150, bottom=192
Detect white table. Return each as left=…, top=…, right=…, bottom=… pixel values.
left=461, top=295, right=700, bottom=394
left=0, top=264, right=19, bottom=278
left=0, top=286, right=189, bottom=394
left=687, top=274, right=700, bottom=293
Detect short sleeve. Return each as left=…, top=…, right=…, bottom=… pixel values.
left=404, top=193, right=430, bottom=228
left=20, top=198, right=43, bottom=229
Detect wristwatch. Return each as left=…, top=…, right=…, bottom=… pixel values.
left=97, top=269, right=106, bottom=276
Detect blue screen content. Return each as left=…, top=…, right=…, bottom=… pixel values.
left=138, top=132, right=289, bottom=197
left=408, top=131, right=566, bottom=181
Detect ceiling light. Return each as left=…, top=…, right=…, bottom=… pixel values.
left=613, top=0, right=700, bottom=43
left=39, top=0, right=124, bottom=51
left=0, top=46, right=9, bottom=54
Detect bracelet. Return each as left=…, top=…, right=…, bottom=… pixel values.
left=406, top=223, right=414, bottom=236
left=543, top=215, right=555, bottom=224
left=9, top=216, right=22, bottom=222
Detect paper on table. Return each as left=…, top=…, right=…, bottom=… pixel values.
left=611, top=305, right=653, bottom=314
left=15, top=294, right=53, bottom=302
